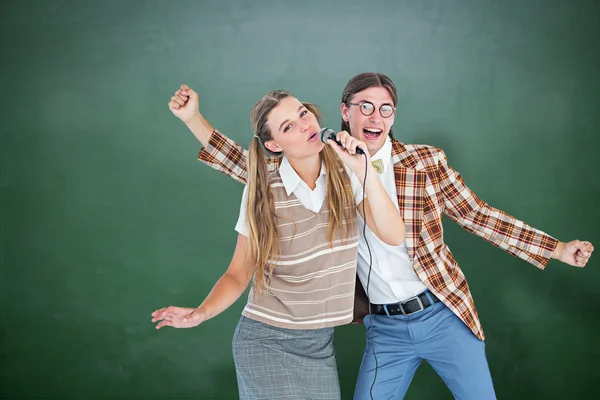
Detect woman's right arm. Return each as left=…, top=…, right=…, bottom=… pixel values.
left=194, top=233, right=254, bottom=321
left=168, top=84, right=280, bottom=184
left=152, top=233, right=253, bottom=329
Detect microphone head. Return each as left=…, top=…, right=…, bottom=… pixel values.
left=319, top=127, right=336, bottom=144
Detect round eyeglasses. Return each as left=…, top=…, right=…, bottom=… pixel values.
left=347, top=101, right=395, bottom=118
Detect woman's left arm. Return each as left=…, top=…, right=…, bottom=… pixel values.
left=328, top=132, right=405, bottom=246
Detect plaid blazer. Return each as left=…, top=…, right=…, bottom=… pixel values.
left=198, top=130, right=558, bottom=340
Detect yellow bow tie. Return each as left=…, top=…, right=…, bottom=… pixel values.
left=371, top=159, right=384, bottom=174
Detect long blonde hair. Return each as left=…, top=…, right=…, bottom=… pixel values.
left=247, top=90, right=356, bottom=292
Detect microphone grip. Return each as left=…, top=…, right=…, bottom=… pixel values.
left=331, top=138, right=365, bottom=155
left=319, top=127, right=365, bottom=155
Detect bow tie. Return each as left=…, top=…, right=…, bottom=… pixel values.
left=371, top=159, right=384, bottom=174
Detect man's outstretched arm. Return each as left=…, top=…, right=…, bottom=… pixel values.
left=168, top=84, right=280, bottom=184
left=436, top=148, right=593, bottom=269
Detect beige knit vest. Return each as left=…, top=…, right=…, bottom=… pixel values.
left=243, top=170, right=359, bottom=330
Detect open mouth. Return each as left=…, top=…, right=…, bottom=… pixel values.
left=363, top=127, right=383, bottom=140
left=308, top=132, right=318, bottom=142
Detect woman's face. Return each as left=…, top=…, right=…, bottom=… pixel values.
left=263, top=96, right=324, bottom=160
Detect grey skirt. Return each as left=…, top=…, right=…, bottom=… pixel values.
left=232, top=315, right=340, bottom=400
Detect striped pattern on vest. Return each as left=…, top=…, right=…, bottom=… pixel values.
left=243, top=170, right=359, bottom=330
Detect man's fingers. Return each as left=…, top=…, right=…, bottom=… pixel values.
left=574, top=240, right=592, bottom=257
left=581, top=241, right=594, bottom=253
left=177, top=85, right=198, bottom=101
left=573, top=250, right=589, bottom=266
left=180, top=86, right=197, bottom=99
left=188, top=89, right=198, bottom=100
left=573, top=240, right=593, bottom=253
left=576, top=249, right=590, bottom=258
left=171, top=95, right=185, bottom=107
left=182, top=88, right=197, bottom=98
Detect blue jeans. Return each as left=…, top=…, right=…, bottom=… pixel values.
left=353, top=294, right=496, bottom=399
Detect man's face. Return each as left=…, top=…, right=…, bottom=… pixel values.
left=341, top=86, right=396, bottom=156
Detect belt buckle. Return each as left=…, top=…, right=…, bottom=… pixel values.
left=400, top=295, right=424, bottom=316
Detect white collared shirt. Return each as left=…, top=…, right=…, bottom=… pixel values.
left=356, top=137, right=427, bottom=304
left=235, top=157, right=365, bottom=236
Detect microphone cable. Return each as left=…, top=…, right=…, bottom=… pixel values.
left=359, top=153, right=378, bottom=400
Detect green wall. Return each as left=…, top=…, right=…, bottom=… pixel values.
left=1, top=0, right=598, bottom=398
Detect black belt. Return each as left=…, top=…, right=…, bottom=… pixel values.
left=370, top=291, right=440, bottom=316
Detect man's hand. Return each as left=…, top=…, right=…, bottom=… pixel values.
left=552, top=240, right=594, bottom=267
left=168, top=84, right=199, bottom=124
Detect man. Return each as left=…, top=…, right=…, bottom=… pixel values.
left=166, top=73, right=593, bottom=399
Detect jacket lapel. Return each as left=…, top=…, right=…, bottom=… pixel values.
left=391, top=141, right=427, bottom=262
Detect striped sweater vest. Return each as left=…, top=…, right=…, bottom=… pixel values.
left=242, top=170, right=359, bottom=330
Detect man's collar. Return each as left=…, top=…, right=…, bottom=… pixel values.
left=370, top=136, right=393, bottom=172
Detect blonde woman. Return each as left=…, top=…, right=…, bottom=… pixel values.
left=152, top=90, right=405, bottom=399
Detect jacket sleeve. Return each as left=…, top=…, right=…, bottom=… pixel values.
left=197, top=129, right=281, bottom=185
left=436, top=148, right=559, bottom=269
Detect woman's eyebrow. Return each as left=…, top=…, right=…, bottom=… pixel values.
left=278, top=105, right=305, bottom=131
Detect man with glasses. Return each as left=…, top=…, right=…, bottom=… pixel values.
left=167, top=72, right=594, bottom=399
left=337, top=72, right=590, bottom=400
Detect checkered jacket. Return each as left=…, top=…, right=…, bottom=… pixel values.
left=197, top=130, right=558, bottom=340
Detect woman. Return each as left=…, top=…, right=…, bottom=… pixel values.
left=151, top=89, right=405, bottom=399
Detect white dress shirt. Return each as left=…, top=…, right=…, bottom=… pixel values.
left=355, top=137, right=427, bottom=304
left=236, top=156, right=365, bottom=236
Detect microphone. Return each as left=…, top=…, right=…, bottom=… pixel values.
left=319, top=127, right=365, bottom=155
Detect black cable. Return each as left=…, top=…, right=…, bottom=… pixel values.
left=360, top=155, right=378, bottom=400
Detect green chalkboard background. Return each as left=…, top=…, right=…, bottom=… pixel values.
left=1, top=0, right=599, bottom=398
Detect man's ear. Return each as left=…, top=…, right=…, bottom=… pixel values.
left=263, top=140, right=282, bottom=153
left=341, top=103, right=350, bottom=122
